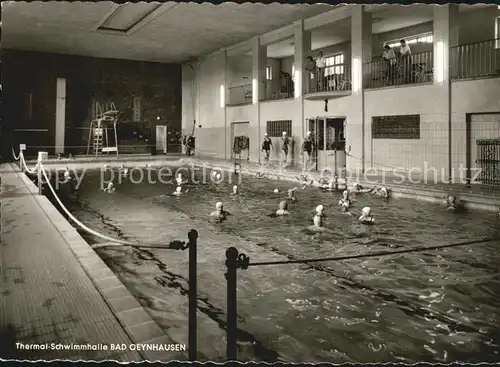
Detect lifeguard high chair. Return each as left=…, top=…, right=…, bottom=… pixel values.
left=86, top=102, right=120, bottom=157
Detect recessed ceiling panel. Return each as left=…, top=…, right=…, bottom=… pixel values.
left=99, top=3, right=161, bottom=32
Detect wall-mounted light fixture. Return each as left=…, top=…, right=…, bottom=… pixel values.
left=294, top=70, right=302, bottom=98
left=220, top=85, right=225, bottom=108
left=352, top=57, right=361, bottom=92
left=252, top=78, right=258, bottom=104
left=435, top=41, right=445, bottom=83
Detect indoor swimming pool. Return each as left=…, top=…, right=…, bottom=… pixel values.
left=46, top=166, right=500, bottom=363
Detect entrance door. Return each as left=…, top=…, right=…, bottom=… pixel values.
left=156, top=125, right=167, bottom=154
left=324, top=118, right=346, bottom=176
left=307, top=117, right=346, bottom=174
left=231, top=121, right=250, bottom=160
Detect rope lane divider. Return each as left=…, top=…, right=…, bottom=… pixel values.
left=39, top=163, right=189, bottom=251
left=246, top=237, right=500, bottom=268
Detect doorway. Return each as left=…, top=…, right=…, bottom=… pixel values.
left=466, top=113, right=500, bottom=185
left=307, top=117, right=346, bottom=174
left=230, top=121, right=250, bottom=160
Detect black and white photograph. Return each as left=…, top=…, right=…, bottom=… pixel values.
left=0, top=1, right=499, bottom=364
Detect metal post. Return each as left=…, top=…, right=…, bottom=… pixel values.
left=187, top=229, right=198, bottom=361
left=224, top=247, right=249, bottom=361
left=37, top=152, right=43, bottom=195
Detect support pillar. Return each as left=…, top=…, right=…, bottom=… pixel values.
left=252, top=37, right=266, bottom=163
left=294, top=21, right=311, bottom=167
left=55, top=78, right=66, bottom=155
left=349, top=6, right=371, bottom=175
left=433, top=4, right=459, bottom=182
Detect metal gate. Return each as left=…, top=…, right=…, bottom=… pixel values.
left=476, top=139, right=500, bottom=185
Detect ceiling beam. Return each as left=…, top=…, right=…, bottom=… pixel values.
left=303, top=5, right=351, bottom=31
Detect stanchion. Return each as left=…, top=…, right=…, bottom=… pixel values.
left=224, top=247, right=249, bottom=361
left=37, top=152, right=43, bottom=195
left=187, top=229, right=198, bottom=361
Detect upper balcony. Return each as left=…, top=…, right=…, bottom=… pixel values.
left=450, top=38, right=500, bottom=80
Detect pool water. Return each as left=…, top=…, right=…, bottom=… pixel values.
left=52, top=167, right=500, bottom=363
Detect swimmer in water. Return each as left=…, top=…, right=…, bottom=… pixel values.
left=210, top=201, right=230, bottom=220
left=119, top=164, right=129, bottom=177
left=63, top=167, right=72, bottom=182
left=232, top=185, right=239, bottom=195
left=276, top=200, right=289, bottom=216
left=256, top=171, right=267, bottom=179
left=312, top=205, right=325, bottom=228
left=358, top=207, right=375, bottom=224
left=444, top=195, right=458, bottom=211
left=287, top=188, right=298, bottom=202
left=338, top=190, right=353, bottom=209
left=176, top=173, right=184, bottom=186
left=320, top=177, right=339, bottom=192
left=350, top=182, right=374, bottom=194
left=373, top=186, right=390, bottom=200
left=211, top=171, right=222, bottom=181
left=172, top=186, right=183, bottom=196
left=103, top=182, right=115, bottom=193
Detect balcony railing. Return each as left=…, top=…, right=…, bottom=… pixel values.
left=263, top=74, right=294, bottom=101
left=305, top=64, right=351, bottom=94
left=227, top=84, right=253, bottom=106
left=450, top=38, right=500, bottom=80
left=365, top=51, right=433, bottom=89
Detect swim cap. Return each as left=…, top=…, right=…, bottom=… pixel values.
left=176, top=186, right=182, bottom=192
left=279, top=200, right=288, bottom=210
left=307, top=131, right=311, bottom=136
left=343, top=190, right=349, bottom=196
left=216, top=202, right=223, bottom=209
left=233, top=185, right=238, bottom=190
left=316, top=205, right=324, bottom=213
left=264, top=133, right=268, bottom=136
left=274, top=189, right=279, bottom=193
left=108, top=182, right=113, bottom=188
left=362, top=207, right=371, bottom=215
left=282, top=132, right=287, bottom=135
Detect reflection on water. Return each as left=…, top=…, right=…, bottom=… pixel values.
left=52, top=167, right=500, bottom=363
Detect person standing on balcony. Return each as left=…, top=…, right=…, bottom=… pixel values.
left=305, top=56, right=317, bottom=93
left=383, top=44, right=397, bottom=85
left=315, top=51, right=326, bottom=92
left=399, top=39, right=412, bottom=83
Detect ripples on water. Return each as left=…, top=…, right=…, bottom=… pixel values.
left=54, top=167, right=500, bottom=363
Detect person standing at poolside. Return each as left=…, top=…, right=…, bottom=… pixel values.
left=301, top=131, right=315, bottom=172
left=281, top=132, right=290, bottom=167
left=262, top=133, right=273, bottom=164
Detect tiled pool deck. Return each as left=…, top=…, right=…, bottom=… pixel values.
left=0, top=163, right=186, bottom=362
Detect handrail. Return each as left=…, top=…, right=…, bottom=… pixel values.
left=306, top=63, right=351, bottom=94
left=450, top=37, right=500, bottom=49
left=450, top=38, right=500, bottom=80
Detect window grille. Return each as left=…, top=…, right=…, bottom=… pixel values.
left=266, top=120, right=292, bottom=137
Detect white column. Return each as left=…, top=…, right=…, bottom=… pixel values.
left=349, top=5, right=371, bottom=174
left=252, top=37, right=266, bottom=163
left=433, top=4, right=459, bottom=181
left=293, top=21, right=311, bottom=167
left=433, top=4, right=459, bottom=84
left=55, top=78, right=66, bottom=154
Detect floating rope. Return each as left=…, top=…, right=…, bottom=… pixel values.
left=40, top=164, right=184, bottom=250
left=247, top=237, right=499, bottom=267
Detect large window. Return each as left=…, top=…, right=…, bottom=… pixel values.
left=385, top=33, right=433, bottom=49
left=372, top=115, right=420, bottom=139
left=324, top=53, right=345, bottom=76
left=266, top=120, right=292, bottom=137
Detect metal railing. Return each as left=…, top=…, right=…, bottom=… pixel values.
left=227, top=84, right=253, bottom=106
left=305, top=63, right=351, bottom=94
left=263, top=74, right=294, bottom=101
left=365, top=51, right=433, bottom=89
left=450, top=38, right=500, bottom=80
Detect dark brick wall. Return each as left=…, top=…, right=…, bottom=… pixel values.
left=2, top=50, right=182, bottom=155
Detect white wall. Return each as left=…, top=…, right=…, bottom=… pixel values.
left=365, top=84, right=448, bottom=176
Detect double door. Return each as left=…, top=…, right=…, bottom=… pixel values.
left=307, top=117, right=346, bottom=175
